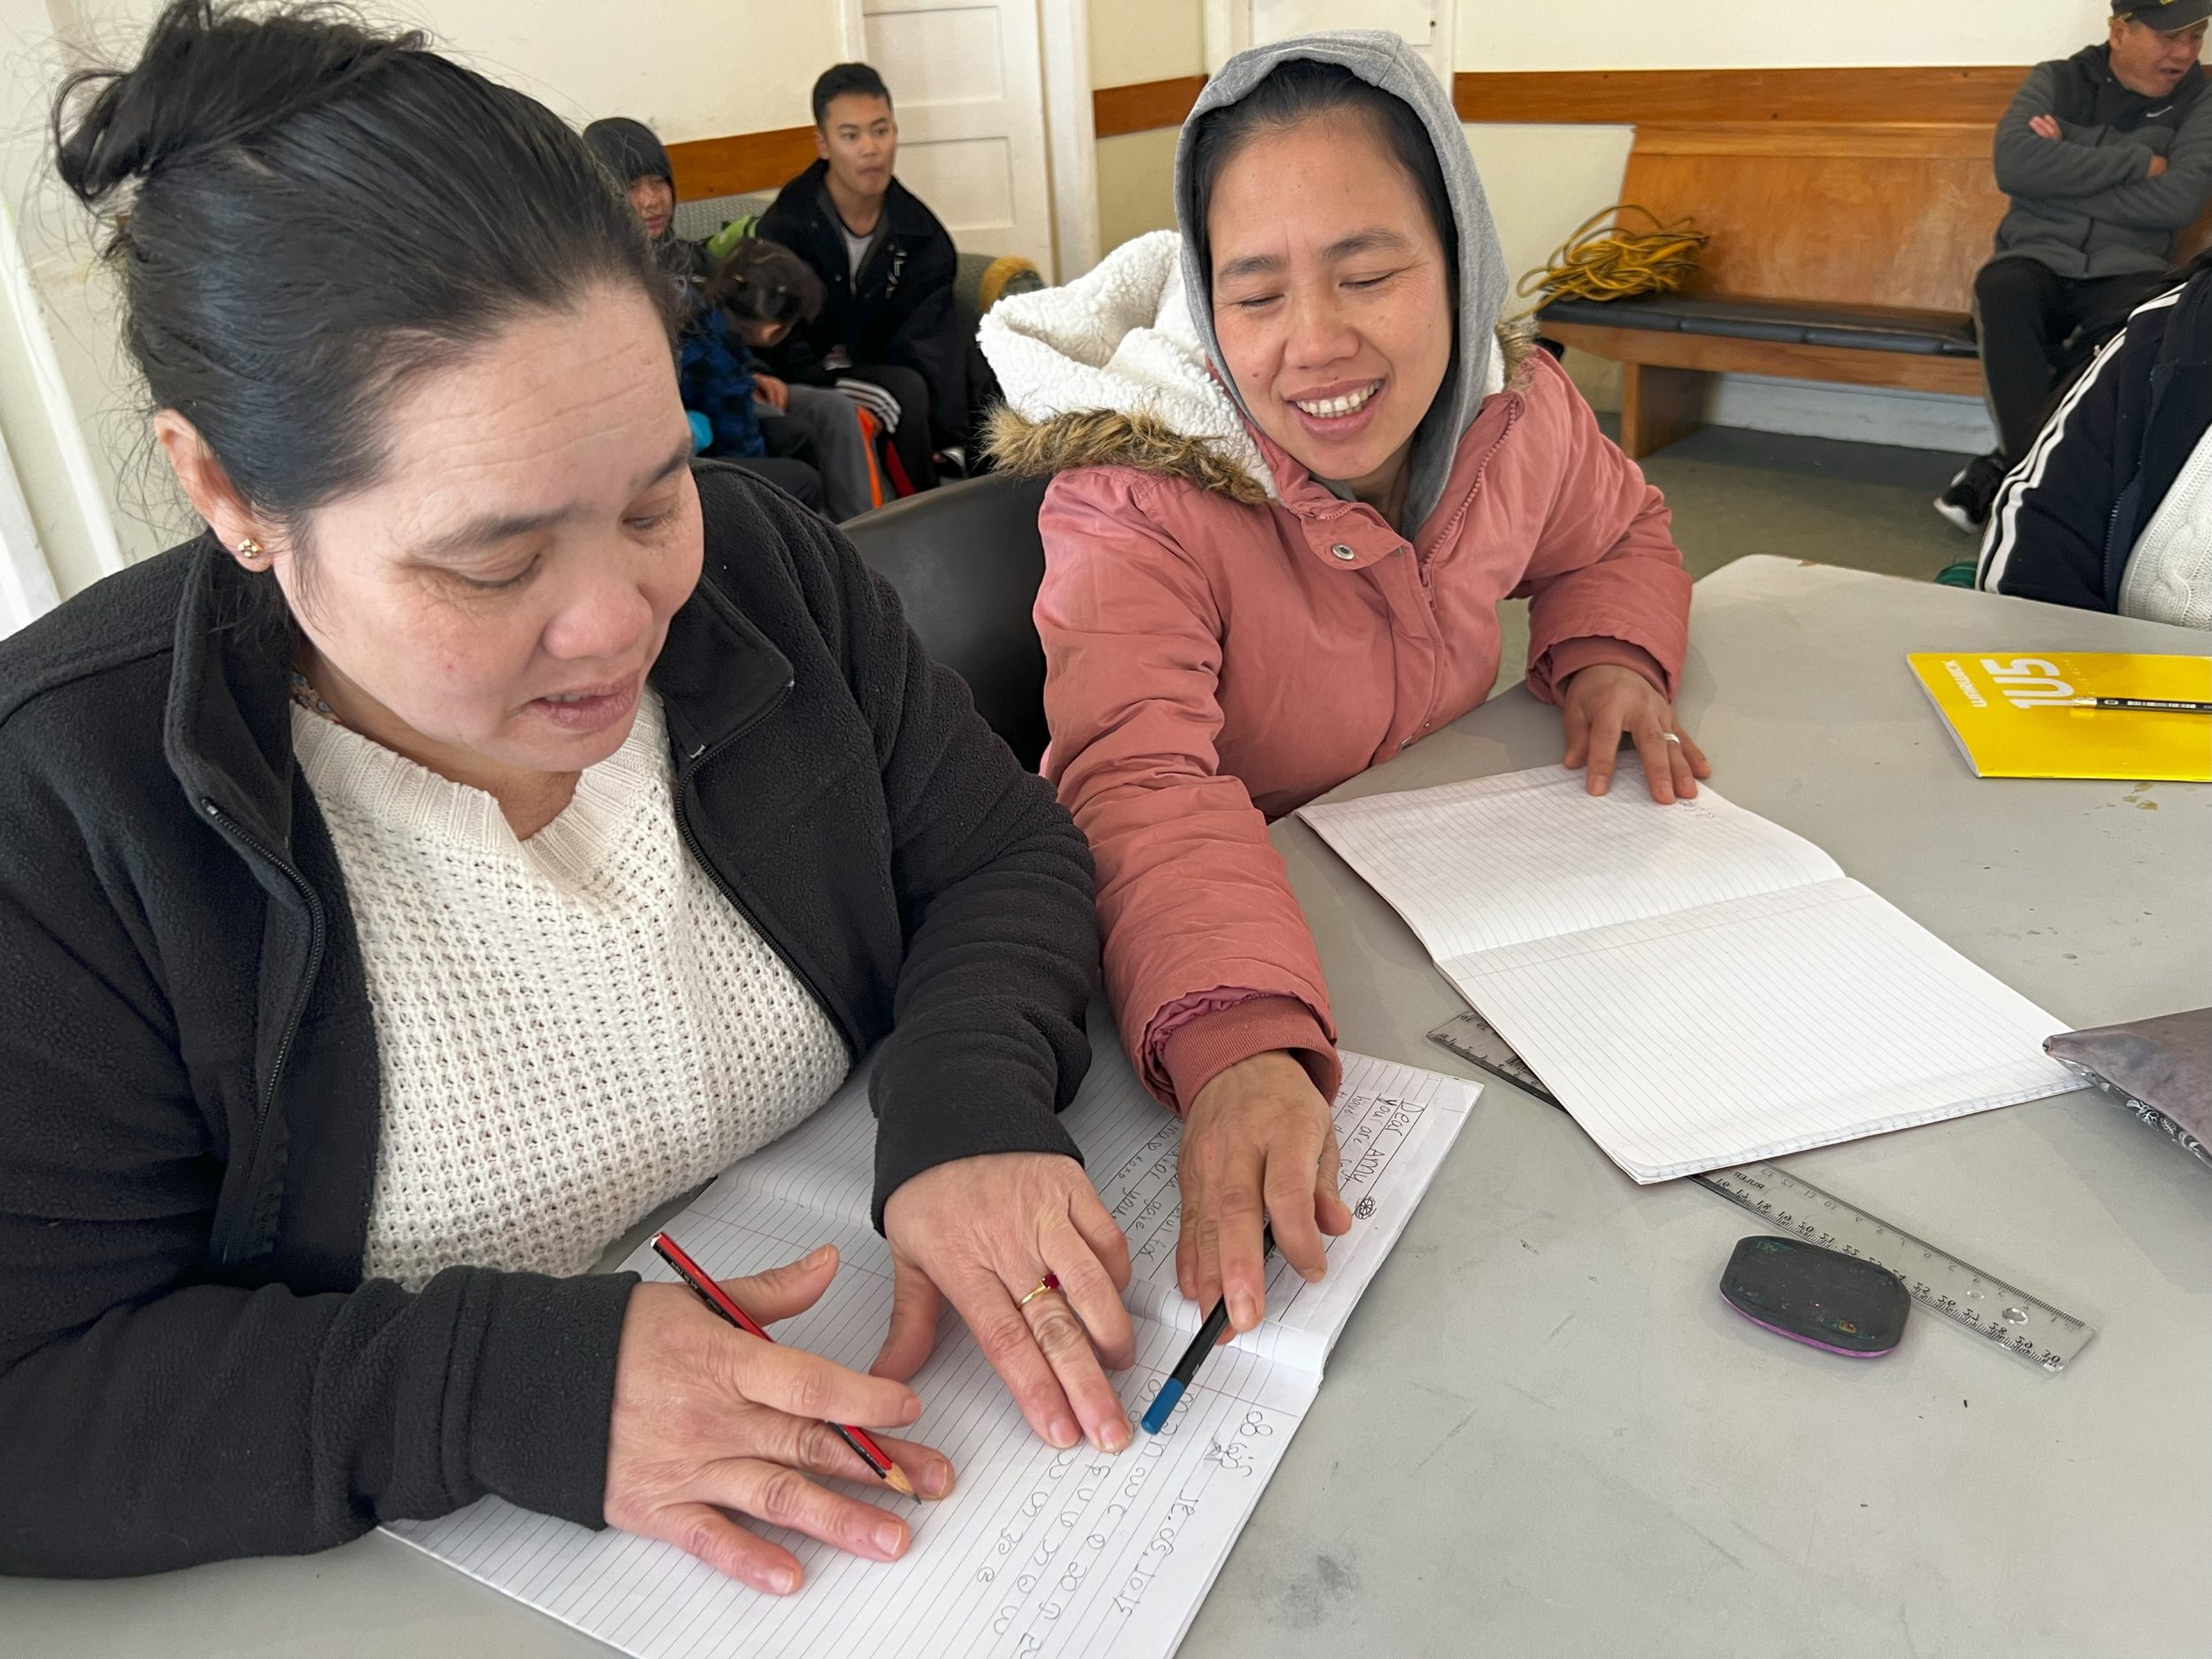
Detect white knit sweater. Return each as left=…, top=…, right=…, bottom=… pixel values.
left=293, top=692, right=849, bottom=1290
left=2119, top=419, right=2212, bottom=630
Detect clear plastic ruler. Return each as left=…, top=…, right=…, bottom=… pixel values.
left=1428, top=1011, right=2097, bottom=1374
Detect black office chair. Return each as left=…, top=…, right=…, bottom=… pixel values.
left=841, top=473, right=1055, bottom=771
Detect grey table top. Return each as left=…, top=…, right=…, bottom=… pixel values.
left=7, top=557, right=2207, bottom=1658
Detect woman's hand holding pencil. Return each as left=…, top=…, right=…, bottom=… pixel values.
left=603, top=1241, right=953, bottom=1596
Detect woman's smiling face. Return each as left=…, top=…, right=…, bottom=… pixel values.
left=1205, top=110, right=1453, bottom=504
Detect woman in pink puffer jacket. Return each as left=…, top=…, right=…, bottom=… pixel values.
left=982, top=32, right=1707, bottom=1341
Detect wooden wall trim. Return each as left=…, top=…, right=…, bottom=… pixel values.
left=1094, top=74, right=1209, bottom=140
left=1079, top=66, right=2041, bottom=142
left=1451, top=66, right=2034, bottom=127
left=667, top=127, right=818, bottom=202
left=679, top=63, right=2127, bottom=196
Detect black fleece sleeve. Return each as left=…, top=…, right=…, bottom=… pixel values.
left=740, top=488, right=1100, bottom=1223
left=0, top=754, right=635, bottom=1578
left=885, top=232, right=971, bottom=444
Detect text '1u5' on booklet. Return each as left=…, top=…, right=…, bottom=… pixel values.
left=1909, top=650, right=2210, bottom=782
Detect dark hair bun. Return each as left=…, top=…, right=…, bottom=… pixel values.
left=50, top=0, right=666, bottom=526
left=54, top=0, right=421, bottom=208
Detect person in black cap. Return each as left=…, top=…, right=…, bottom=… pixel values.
left=1938, top=0, right=2212, bottom=531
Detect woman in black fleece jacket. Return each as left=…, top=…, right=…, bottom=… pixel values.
left=1, top=1, right=1135, bottom=1585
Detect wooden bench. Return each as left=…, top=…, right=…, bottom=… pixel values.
left=1538, top=120, right=2212, bottom=459
left=1537, top=122, right=2001, bottom=458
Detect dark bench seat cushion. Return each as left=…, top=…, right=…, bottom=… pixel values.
left=1539, top=294, right=1978, bottom=357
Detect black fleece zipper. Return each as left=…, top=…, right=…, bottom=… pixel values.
left=198, top=795, right=326, bottom=1269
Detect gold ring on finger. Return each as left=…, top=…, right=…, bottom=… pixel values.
left=1017, top=1272, right=1062, bottom=1310
left=1663, top=732, right=1682, bottom=744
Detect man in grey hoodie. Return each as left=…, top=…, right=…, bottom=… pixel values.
left=1939, top=0, right=2212, bottom=530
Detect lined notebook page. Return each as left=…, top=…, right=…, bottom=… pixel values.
left=387, top=1034, right=1474, bottom=1659
left=1448, top=879, right=2075, bottom=1180
left=710, top=1012, right=1475, bottom=1370
left=1297, top=763, right=2078, bottom=1182
left=1297, top=761, right=1840, bottom=957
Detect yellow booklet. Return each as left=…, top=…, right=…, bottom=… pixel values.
left=1908, top=651, right=2211, bottom=782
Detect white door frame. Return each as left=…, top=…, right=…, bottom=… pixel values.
left=836, top=0, right=867, bottom=60
left=835, top=0, right=1095, bottom=281
left=1202, top=0, right=1250, bottom=72
left=0, top=199, right=124, bottom=626
left=1038, top=0, right=1099, bottom=280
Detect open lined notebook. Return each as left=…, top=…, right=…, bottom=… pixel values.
left=1298, top=762, right=2078, bottom=1183
left=388, top=1015, right=1475, bottom=1658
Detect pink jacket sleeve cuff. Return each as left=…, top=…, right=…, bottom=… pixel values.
left=1531, top=636, right=1671, bottom=703
left=1154, top=994, right=1341, bottom=1116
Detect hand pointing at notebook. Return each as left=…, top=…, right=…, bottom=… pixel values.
left=1177, top=1052, right=1354, bottom=1334
left=873, top=1152, right=1139, bottom=1456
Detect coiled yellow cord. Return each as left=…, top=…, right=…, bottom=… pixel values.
left=1511, top=204, right=1709, bottom=318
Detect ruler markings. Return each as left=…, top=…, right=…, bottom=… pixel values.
left=1428, top=1013, right=2096, bottom=1374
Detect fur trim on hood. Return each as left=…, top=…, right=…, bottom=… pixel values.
left=987, top=406, right=1275, bottom=503
left=983, top=230, right=1531, bottom=499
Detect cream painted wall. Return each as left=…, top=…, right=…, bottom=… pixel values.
left=1454, top=0, right=2105, bottom=71
left=1089, top=0, right=1205, bottom=253
left=1462, top=123, right=1635, bottom=311
left=1096, top=127, right=1182, bottom=250
left=1090, top=0, right=1205, bottom=88
left=382, top=0, right=840, bottom=139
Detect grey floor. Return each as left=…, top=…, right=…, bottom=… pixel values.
left=1493, top=422, right=1980, bottom=694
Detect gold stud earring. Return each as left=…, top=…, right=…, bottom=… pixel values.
left=236, top=537, right=265, bottom=562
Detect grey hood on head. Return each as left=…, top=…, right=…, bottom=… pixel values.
left=1173, top=30, right=1511, bottom=531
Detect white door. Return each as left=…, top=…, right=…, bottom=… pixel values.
left=1244, top=0, right=1452, bottom=82
left=853, top=0, right=1062, bottom=278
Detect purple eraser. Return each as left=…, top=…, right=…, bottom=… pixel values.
left=1719, top=1235, right=1909, bottom=1357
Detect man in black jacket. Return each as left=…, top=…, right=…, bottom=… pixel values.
left=1939, top=0, right=2212, bottom=531
left=757, top=63, right=967, bottom=492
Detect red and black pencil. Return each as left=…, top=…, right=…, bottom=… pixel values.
left=649, top=1231, right=917, bottom=1498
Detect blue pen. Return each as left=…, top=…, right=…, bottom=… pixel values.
left=1141, top=1226, right=1275, bottom=1434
